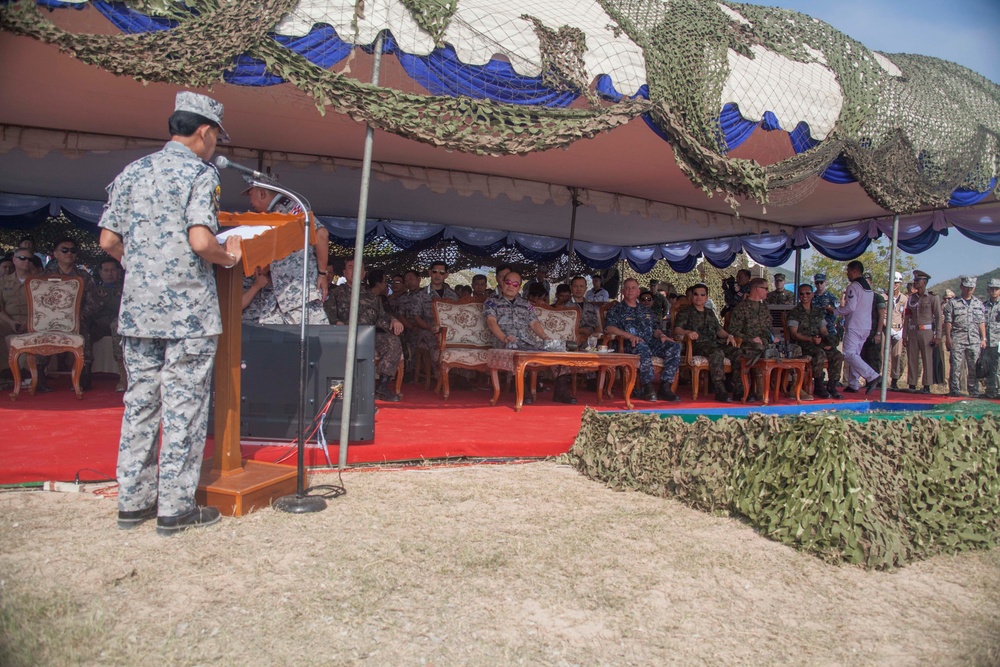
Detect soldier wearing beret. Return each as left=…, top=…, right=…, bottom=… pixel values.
left=99, top=91, right=242, bottom=536
left=943, top=276, right=986, bottom=397
left=902, top=269, right=943, bottom=393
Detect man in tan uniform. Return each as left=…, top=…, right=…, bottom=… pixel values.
left=902, top=269, right=943, bottom=393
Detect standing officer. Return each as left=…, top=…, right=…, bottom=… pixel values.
left=244, top=174, right=329, bottom=324
left=902, top=269, right=943, bottom=393
left=943, top=276, right=986, bottom=397
left=982, top=278, right=1000, bottom=399
left=766, top=273, right=795, bottom=305
left=835, top=261, right=881, bottom=394
left=888, top=272, right=906, bottom=390
left=812, top=273, right=840, bottom=343
left=99, top=92, right=242, bottom=535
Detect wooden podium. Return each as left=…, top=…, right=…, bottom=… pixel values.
left=196, top=211, right=314, bottom=516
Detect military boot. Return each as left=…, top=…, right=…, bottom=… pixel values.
left=375, top=376, right=401, bottom=402
left=826, top=380, right=842, bottom=399
left=79, top=363, right=93, bottom=392
left=552, top=375, right=578, bottom=404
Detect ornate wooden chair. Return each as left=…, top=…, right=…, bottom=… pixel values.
left=433, top=300, right=492, bottom=399
left=8, top=276, right=85, bottom=400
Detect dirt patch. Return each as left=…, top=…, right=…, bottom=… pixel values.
left=2, top=461, right=998, bottom=666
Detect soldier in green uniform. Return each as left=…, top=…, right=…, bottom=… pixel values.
left=726, top=278, right=774, bottom=401
left=99, top=92, right=242, bottom=536
left=766, top=273, right=795, bottom=305
left=325, top=259, right=405, bottom=401
left=673, top=283, right=740, bottom=402
left=91, top=258, right=126, bottom=391
left=787, top=283, right=844, bottom=399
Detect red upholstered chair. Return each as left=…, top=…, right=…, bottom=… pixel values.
left=7, top=276, right=85, bottom=400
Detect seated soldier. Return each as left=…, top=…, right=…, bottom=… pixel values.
left=90, top=258, right=127, bottom=391
left=726, top=277, right=773, bottom=401
left=325, top=259, right=405, bottom=402
left=566, top=275, right=602, bottom=343
left=454, top=284, right=473, bottom=300
left=410, top=261, right=459, bottom=377
left=484, top=270, right=576, bottom=404
left=527, top=282, right=549, bottom=307
left=553, top=283, right=572, bottom=308
left=672, top=283, right=740, bottom=403
left=786, top=283, right=844, bottom=399
left=45, top=236, right=100, bottom=390
left=603, top=278, right=681, bottom=402
left=470, top=273, right=490, bottom=301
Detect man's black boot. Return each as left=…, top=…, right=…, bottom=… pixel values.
left=79, top=363, right=92, bottom=391
left=375, top=376, right=401, bottom=402
left=552, top=376, right=578, bottom=404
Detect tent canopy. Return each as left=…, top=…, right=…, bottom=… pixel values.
left=1, top=0, right=998, bottom=269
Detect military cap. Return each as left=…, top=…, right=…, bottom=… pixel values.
left=773, top=273, right=786, bottom=281
left=912, top=270, right=931, bottom=281
left=241, top=172, right=279, bottom=195
left=988, top=278, right=1000, bottom=288
left=894, top=272, right=902, bottom=282
left=944, top=289, right=956, bottom=299
left=813, top=273, right=826, bottom=283
left=960, top=276, right=977, bottom=288
left=174, top=91, right=230, bottom=142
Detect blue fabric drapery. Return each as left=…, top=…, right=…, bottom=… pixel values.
left=4, top=193, right=1000, bottom=270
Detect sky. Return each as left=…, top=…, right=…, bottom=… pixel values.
left=761, top=0, right=1000, bottom=283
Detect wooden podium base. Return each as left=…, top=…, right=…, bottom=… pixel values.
left=196, top=460, right=299, bottom=517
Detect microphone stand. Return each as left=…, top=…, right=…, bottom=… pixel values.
left=249, top=180, right=327, bottom=514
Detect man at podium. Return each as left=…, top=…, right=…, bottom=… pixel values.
left=244, top=174, right=329, bottom=324
left=99, top=92, right=243, bottom=536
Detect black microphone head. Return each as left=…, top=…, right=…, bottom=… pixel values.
left=213, top=156, right=230, bottom=169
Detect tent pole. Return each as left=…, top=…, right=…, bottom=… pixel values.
left=880, top=213, right=900, bottom=402
left=793, top=248, right=802, bottom=294
left=339, top=33, right=385, bottom=471
left=567, top=187, right=580, bottom=257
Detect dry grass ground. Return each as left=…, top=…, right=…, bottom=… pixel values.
left=2, top=461, right=998, bottom=666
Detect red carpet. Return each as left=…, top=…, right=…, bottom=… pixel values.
left=0, top=372, right=969, bottom=486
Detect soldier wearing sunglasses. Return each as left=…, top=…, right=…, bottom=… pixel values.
left=42, top=237, right=100, bottom=390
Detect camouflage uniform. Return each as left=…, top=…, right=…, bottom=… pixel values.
left=944, top=296, right=985, bottom=394
left=861, top=292, right=887, bottom=372
left=766, top=288, right=795, bottom=305
left=567, top=298, right=601, bottom=336
left=89, top=278, right=124, bottom=366
left=787, top=303, right=844, bottom=383
left=241, top=275, right=277, bottom=324
left=484, top=293, right=545, bottom=350
left=411, top=284, right=458, bottom=368
left=603, top=301, right=681, bottom=386
left=393, top=289, right=422, bottom=372
left=812, top=289, right=840, bottom=339
left=0, top=273, right=29, bottom=363
left=325, top=282, right=403, bottom=379
left=673, top=306, right=740, bottom=387
left=726, top=298, right=774, bottom=395
left=982, top=297, right=1000, bottom=397
left=99, top=140, right=223, bottom=519
left=256, top=197, right=327, bottom=325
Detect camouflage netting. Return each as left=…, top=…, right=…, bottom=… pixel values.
left=2, top=0, right=998, bottom=213
left=563, top=409, right=1000, bottom=569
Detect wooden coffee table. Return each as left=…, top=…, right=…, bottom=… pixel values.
left=738, top=357, right=810, bottom=405
left=487, top=350, right=639, bottom=412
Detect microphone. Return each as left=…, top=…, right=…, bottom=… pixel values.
left=213, top=156, right=268, bottom=181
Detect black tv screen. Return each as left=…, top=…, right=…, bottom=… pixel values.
left=210, top=324, right=375, bottom=443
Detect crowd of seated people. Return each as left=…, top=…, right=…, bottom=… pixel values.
left=1, top=235, right=125, bottom=393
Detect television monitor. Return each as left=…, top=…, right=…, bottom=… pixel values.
left=209, top=324, right=375, bottom=443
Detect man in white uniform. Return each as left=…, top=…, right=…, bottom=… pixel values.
left=835, top=260, right=881, bottom=394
